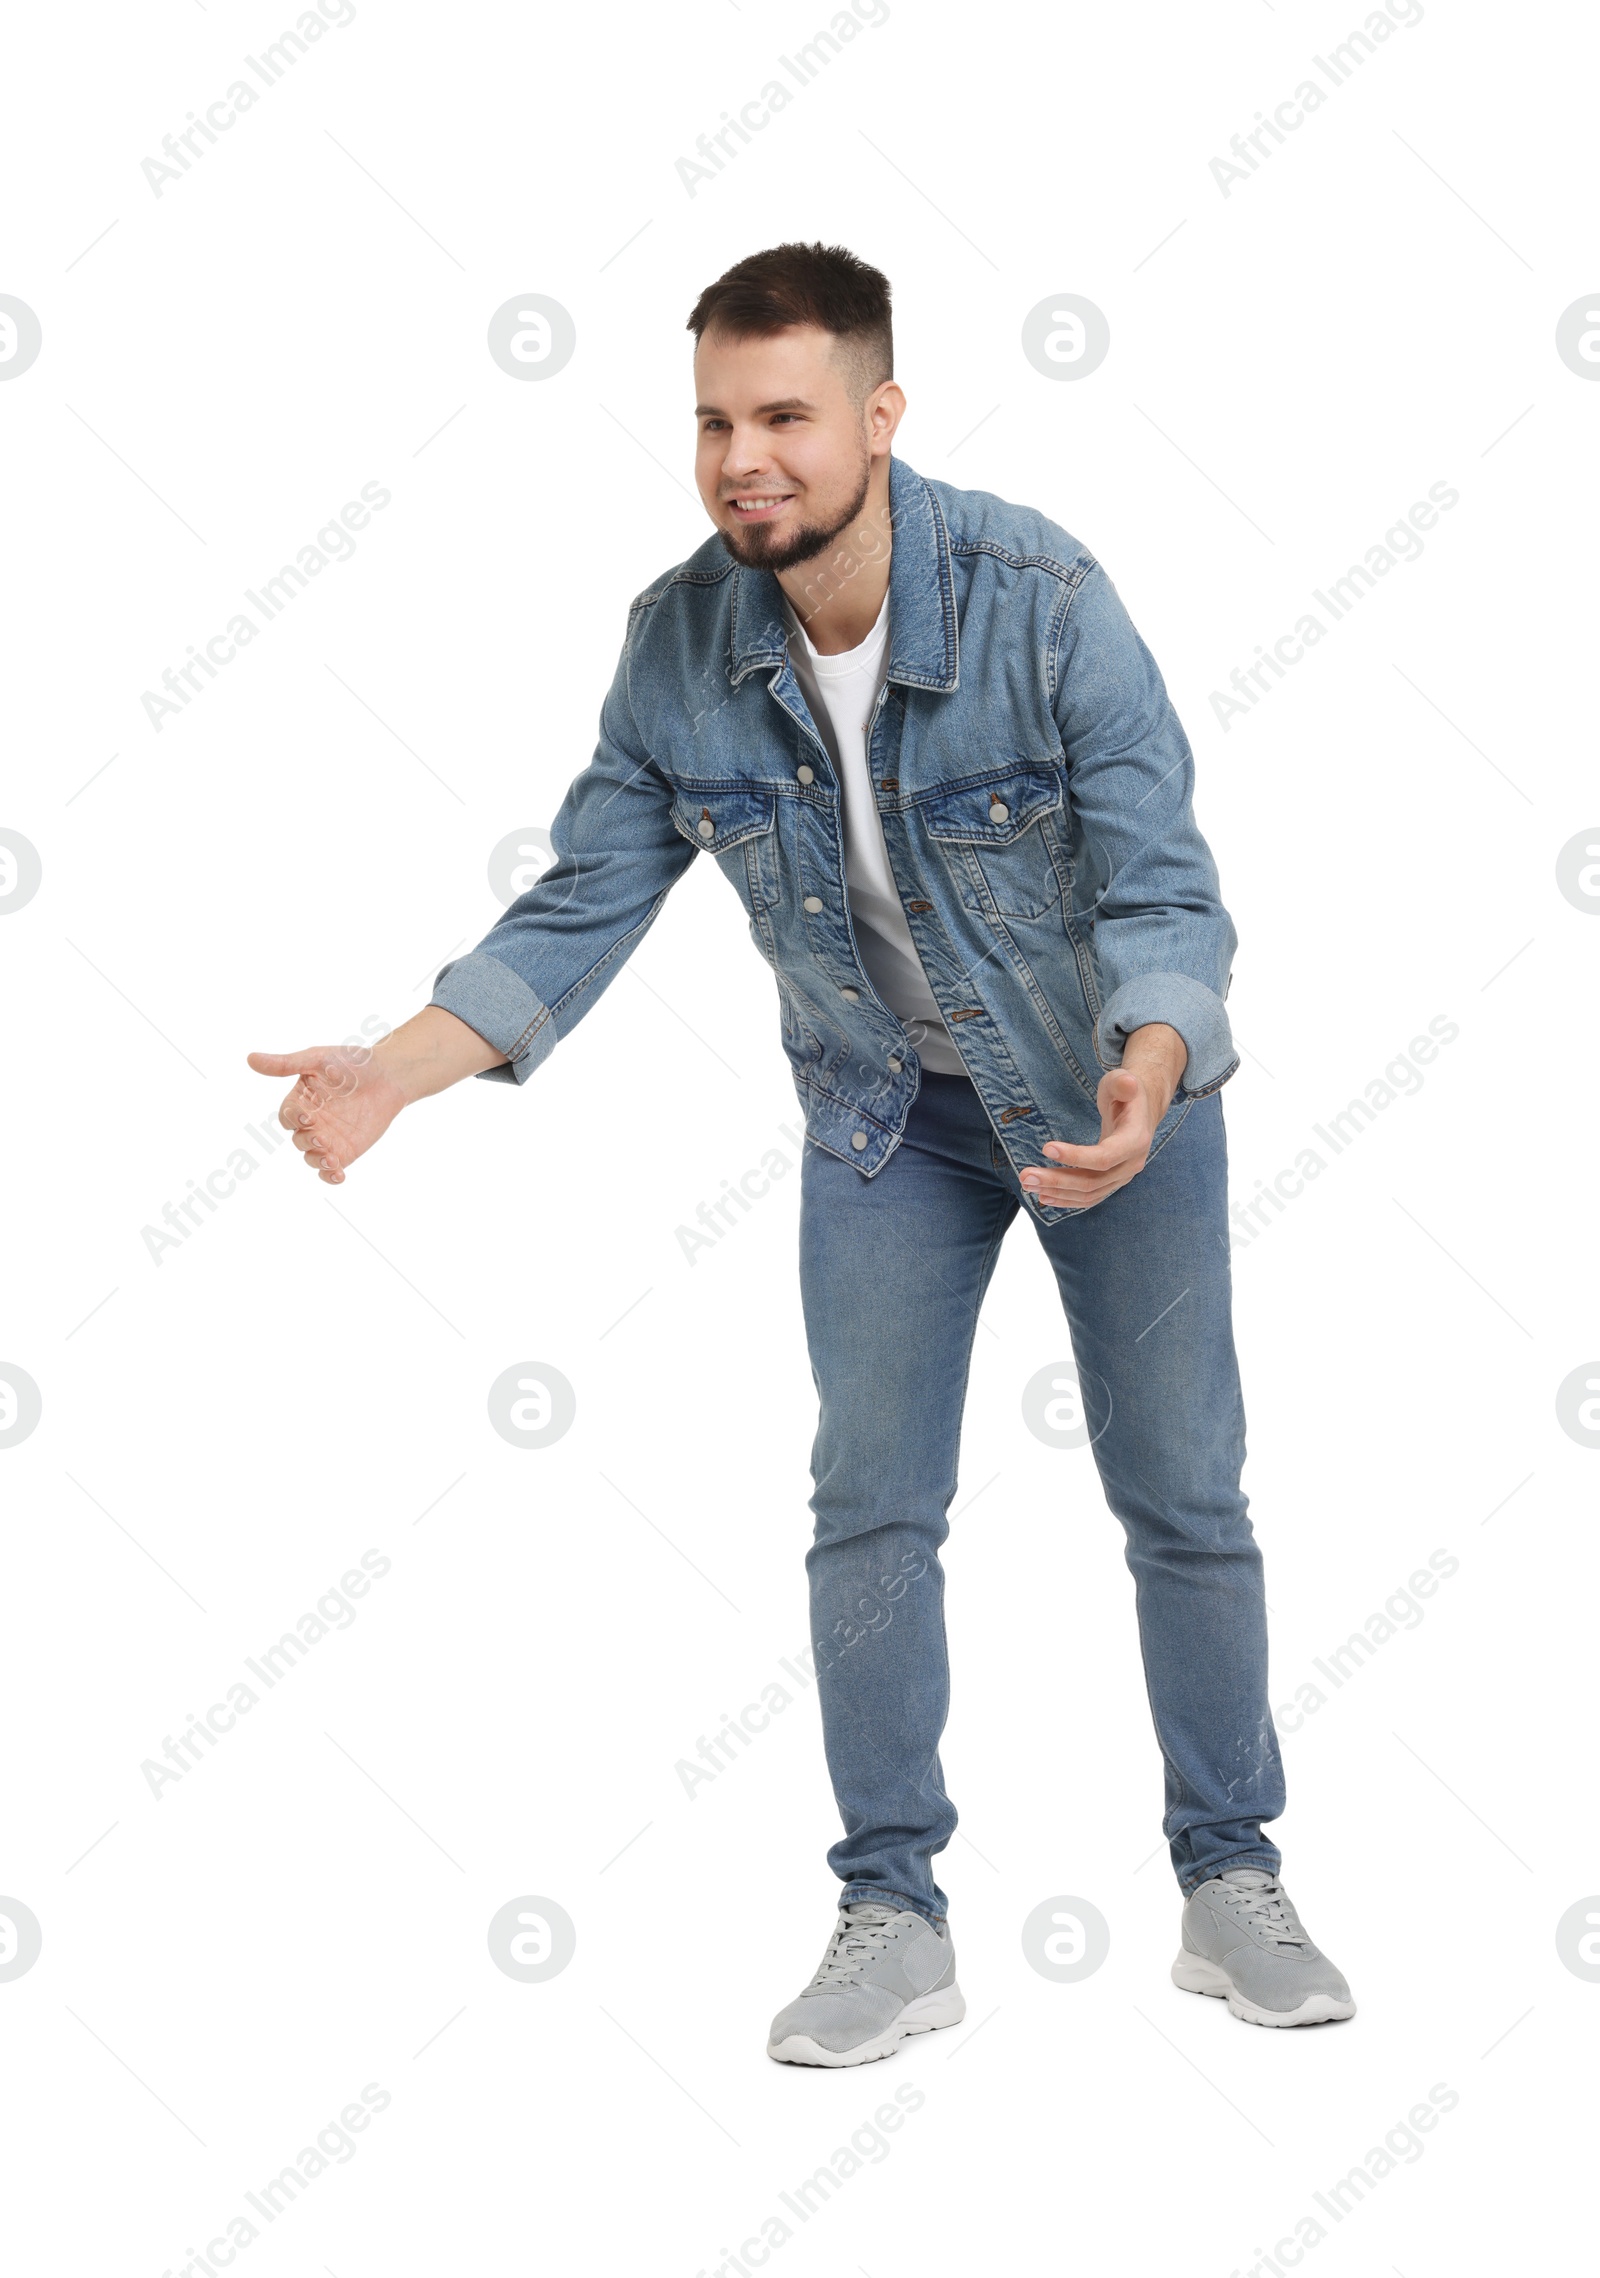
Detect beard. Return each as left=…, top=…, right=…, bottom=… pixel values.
left=714, top=451, right=873, bottom=574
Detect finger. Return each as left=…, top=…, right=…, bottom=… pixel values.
left=297, top=1067, right=336, bottom=1111
left=1032, top=1135, right=1141, bottom=1187
left=1030, top=1178, right=1119, bottom=1209
left=283, top=1077, right=336, bottom=1131
left=1024, top=1156, right=1130, bottom=1196
left=1039, top=1138, right=1124, bottom=1169
left=1034, top=1164, right=1121, bottom=1192
left=303, top=1054, right=360, bottom=1102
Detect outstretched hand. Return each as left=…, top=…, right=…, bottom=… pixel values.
left=246, top=1045, right=410, bottom=1186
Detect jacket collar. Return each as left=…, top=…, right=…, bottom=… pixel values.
left=727, top=451, right=959, bottom=693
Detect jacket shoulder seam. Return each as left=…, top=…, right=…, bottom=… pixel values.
left=1047, top=555, right=1105, bottom=707
left=948, top=537, right=1093, bottom=584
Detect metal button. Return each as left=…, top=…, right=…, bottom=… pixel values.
left=697, top=817, right=715, bottom=839
left=796, top=764, right=815, bottom=785
left=887, top=1056, right=903, bottom=1073
left=850, top=1130, right=869, bottom=1151
left=840, top=986, right=860, bottom=1002
left=803, top=895, right=824, bottom=914
left=988, top=800, right=1009, bottom=823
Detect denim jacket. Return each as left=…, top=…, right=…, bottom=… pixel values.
left=431, top=452, right=1239, bottom=1217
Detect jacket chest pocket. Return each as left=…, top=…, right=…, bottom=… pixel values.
left=671, top=783, right=783, bottom=912
left=917, top=765, right=1065, bottom=920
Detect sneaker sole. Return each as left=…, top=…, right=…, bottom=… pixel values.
left=1171, top=1949, right=1355, bottom=2028
left=766, top=1984, right=967, bottom=2067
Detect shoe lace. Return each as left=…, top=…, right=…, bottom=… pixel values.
left=811, top=1902, right=904, bottom=1988
left=1222, top=1873, right=1310, bottom=1952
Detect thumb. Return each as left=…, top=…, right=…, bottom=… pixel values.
left=1099, top=1066, right=1141, bottom=1124
left=247, top=1048, right=338, bottom=1077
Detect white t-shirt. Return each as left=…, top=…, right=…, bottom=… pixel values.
left=782, top=590, right=965, bottom=1077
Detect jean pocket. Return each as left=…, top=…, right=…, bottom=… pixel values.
left=917, top=764, right=1065, bottom=919
left=671, top=782, right=782, bottom=910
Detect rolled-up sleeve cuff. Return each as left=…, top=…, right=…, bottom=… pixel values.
left=1095, top=972, right=1238, bottom=1096
left=430, top=950, right=558, bottom=1087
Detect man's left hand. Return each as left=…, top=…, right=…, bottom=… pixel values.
left=1019, top=1021, right=1188, bottom=1213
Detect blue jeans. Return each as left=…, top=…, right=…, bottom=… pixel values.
left=797, top=1070, right=1284, bottom=1924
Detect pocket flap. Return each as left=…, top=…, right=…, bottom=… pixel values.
left=917, top=765, right=1062, bottom=844
left=671, top=784, right=777, bottom=851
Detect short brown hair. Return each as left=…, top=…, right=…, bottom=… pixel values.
left=686, top=240, right=893, bottom=407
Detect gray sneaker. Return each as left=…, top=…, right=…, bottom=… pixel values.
left=1173, top=1867, right=1355, bottom=2027
left=767, top=1900, right=965, bottom=2067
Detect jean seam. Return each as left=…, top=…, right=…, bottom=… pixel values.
left=910, top=1184, right=1012, bottom=1919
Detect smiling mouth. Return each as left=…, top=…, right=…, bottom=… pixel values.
left=727, top=494, right=794, bottom=519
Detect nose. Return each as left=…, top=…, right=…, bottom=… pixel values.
left=720, top=427, right=777, bottom=480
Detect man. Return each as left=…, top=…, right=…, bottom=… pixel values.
left=251, top=241, right=1354, bottom=2061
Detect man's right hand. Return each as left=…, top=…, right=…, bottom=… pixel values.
left=248, top=1007, right=509, bottom=1185
left=246, top=1044, right=411, bottom=1185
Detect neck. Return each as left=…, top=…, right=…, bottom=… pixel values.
left=777, top=456, right=893, bottom=655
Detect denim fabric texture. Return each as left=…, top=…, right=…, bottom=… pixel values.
left=800, top=1071, right=1283, bottom=1919
left=430, top=453, right=1240, bottom=1220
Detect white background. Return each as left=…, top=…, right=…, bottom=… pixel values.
left=2, top=0, right=1594, bottom=2271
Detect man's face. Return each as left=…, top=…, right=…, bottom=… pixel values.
left=693, top=323, right=880, bottom=572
